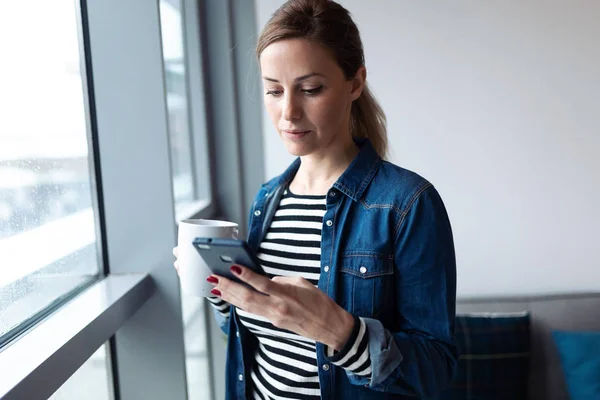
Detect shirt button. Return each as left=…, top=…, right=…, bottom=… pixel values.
left=325, top=220, right=333, bottom=227
left=238, top=374, right=244, bottom=381
left=322, top=364, right=330, bottom=371
left=324, top=265, right=330, bottom=273
left=236, top=331, right=240, bottom=338
left=328, top=191, right=336, bottom=197
left=359, top=266, right=367, bottom=274
left=254, top=210, right=261, bottom=216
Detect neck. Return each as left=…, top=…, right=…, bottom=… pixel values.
left=290, top=136, right=359, bottom=195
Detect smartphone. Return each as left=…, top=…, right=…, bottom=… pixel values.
left=192, top=237, right=266, bottom=288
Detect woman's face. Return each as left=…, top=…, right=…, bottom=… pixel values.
left=260, top=38, right=363, bottom=157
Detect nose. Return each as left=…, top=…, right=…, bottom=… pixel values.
left=282, top=93, right=301, bottom=121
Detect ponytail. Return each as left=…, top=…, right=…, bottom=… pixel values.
left=350, top=84, right=388, bottom=159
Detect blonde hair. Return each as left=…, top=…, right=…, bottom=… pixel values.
left=256, top=0, right=388, bottom=158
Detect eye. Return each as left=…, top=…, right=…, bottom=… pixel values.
left=301, top=86, right=323, bottom=96
left=265, top=90, right=283, bottom=97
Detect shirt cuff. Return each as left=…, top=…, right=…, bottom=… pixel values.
left=324, top=316, right=372, bottom=377
left=206, top=296, right=230, bottom=318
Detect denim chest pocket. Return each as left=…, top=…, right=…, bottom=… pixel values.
left=339, top=252, right=394, bottom=318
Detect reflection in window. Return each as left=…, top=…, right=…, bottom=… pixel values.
left=0, top=1, right=101, bottom=340
left=159, top=4, right=212, bottom=398
left=159, top=0, right=196, bottom=211
left=182, top=296, right=213, bottom=400
left=49, top=343, right=112, bottom=400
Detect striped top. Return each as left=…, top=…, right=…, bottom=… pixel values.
left=208, top=188, right=372, bottom=399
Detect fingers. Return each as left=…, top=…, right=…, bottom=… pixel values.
left=209, top=274, right=270, bottom=313
left=231, top=265, right=280, bottom=296
left=172, top=247, right=179, bottom=273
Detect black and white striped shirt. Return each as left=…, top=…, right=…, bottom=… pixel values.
left=209, top=188, right=371, bottom=399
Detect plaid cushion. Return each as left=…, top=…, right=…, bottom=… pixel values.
left=438, top=312, right=531, bottom=400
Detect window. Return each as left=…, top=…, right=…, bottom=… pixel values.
left=159, top=0, right=197, bottom=216
left=0, top=0, right=260, bottom=398
left=0, top=0, right=101, bottom=343
left=182, top=296, right=212, bottom=400
left=49, top=343, right=112, bottom=400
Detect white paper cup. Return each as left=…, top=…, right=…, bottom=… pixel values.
left=177, top=219, right=239, bottom=297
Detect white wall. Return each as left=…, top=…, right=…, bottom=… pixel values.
left=254, top=0, right=600, bottom=297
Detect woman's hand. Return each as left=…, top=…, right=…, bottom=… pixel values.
left=208, top=265, right=355, bottom=351
left=172, top=247, right=180, bottom=274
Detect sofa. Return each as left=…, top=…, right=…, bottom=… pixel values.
left=449, top=292, right=600, bottom=400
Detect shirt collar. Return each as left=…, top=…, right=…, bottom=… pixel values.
left=333, top=139, right=382, bottom=201
left=272, top=139, right=382, bottom=202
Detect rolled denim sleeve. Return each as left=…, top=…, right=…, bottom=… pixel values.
left=346, top=185, right=458, bottom=398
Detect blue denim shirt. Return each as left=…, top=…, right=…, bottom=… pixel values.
left=213, top=139, right=458, bottom=399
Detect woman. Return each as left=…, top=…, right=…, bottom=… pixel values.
left=176, top=0, right=458, bottom=398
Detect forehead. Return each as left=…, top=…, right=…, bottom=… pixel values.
left=259, top=38, right=341, bottom=80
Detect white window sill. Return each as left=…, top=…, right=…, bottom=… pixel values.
left=0, top=273, right=155, bottom=400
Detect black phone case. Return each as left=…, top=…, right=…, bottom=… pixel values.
left=192, top=237, right=266, bottom=288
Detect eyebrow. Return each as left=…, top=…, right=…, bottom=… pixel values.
left=262, top=73, right=325, bottom=83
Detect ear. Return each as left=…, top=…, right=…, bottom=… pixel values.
left=350, top=66, right=367, bottom=101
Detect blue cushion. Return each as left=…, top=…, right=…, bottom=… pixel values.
left=439, top=312, right=530, bottom=400
left=553, top=331, right=600, bottom=400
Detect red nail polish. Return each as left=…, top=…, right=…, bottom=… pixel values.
left=230, top=265, right=242, bottom=275
left=210, top=288, right=221, bottom=296
left=206, top=276, right=218, bottom=284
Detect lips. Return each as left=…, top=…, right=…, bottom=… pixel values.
left=282, top=130, right=311, bottom=140
left=282, top=130, right=310, bottom=134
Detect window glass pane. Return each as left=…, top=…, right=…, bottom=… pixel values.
left=159, top=0, right=196, bottom=211
left=0, top=1, right=101, bottom=340
left=161, top=1, right=212, bottom=397
left=49, top=343, right=112, bottom=400
left=182, top=296, right=212, bottom=400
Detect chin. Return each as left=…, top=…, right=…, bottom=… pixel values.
left=283, top=141, right=315, bottom=157
left=279, top=134, right=315, bottom=156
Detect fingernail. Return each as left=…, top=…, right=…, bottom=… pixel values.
left=206, top=276, right=218, bottom=284
left=210, top=288, right=221, bottom=296
left=230, top=265, right=242, bottom=275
